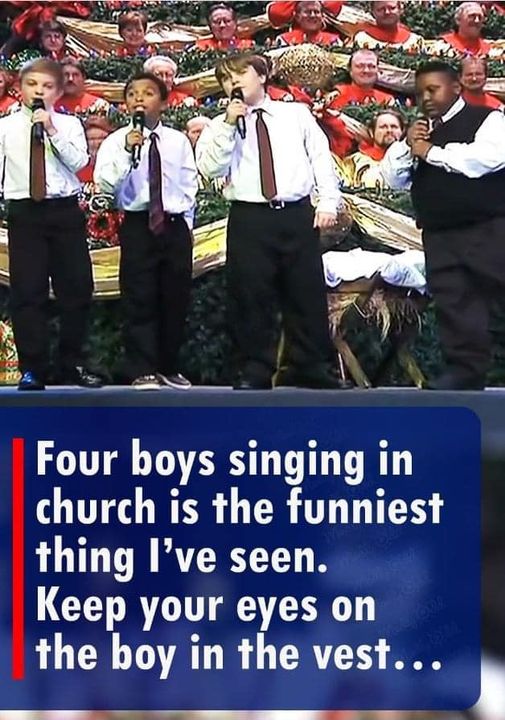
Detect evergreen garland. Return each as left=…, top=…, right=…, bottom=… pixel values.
left=89, top=1, right=267, bottom=25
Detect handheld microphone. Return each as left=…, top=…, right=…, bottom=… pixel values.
left=417, top=114, right=433, bottom=134
left=230, top=88, right=246, bottom=140
left=131, top=110, right=145, bottom=168
left=32, top=98, right=45, bottom=142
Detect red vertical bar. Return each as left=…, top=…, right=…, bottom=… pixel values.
left=12, top=437, right=25, bottom=680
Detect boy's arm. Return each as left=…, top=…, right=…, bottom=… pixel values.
left=196, top=117, right=236, bottom=179
left=48, top=116, right=89, bottom=173
left=301, top=105, right=342, bottom=215
left=180, top=134, right=199, bottom=230
left=93, top=131, right=132, bottom=194
left=380, top=139, right=414, bottom=190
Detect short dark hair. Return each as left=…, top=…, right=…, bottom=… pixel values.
left=415, top=61, right=459, bottom=83
left=208, top=3, right=237, bottom=22
left=61, top=55, right=86, bottom=78
left=215, top=53, right=270, bottom=87
left=123, top=72, right=168, bottom=102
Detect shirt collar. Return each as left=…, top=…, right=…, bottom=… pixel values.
left=248, top=94, right=274, bottom=116
left=440, top=96, right=465, bottom=124
left=129, top=119, right=162, bottom=136
left=21, top=103, right=54, bottom=116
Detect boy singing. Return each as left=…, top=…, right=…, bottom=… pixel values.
left=197, top=54, right=345, bottom=390
left=0, top=58, right=101, bottom=391
left=94, top=73, right=198, bottom=390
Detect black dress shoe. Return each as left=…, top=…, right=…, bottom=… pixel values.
left=18, top=371, right=45, bottom=391
left=424, top=373, right=485, bottom=391
left=233, top=376, right=272, bottom=390
left=61, top=366, right=104, bottom=388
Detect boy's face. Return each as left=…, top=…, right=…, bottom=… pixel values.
left=125, top=79, right=165, bottom=120
left=221, top=65, right=266, bottom=105
left=21, top=71, right=62, bottom=107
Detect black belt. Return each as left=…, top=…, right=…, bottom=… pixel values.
left=124, top=210, right=183, bottom=220
left=8, top=195, right=78, bottom=208
left=232, top=196, right=310, bottom=210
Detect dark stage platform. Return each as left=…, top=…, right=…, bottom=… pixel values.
left=1, top=384, right=504, bottom=457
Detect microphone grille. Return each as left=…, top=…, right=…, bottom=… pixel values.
left=231, top=88, right=244, bottom=101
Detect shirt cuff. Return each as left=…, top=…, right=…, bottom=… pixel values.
left=425, top=145, right=445, bottom=167
left=317, top=198, right=339, bottom=215
left=394, top=138, right=413, bottom=160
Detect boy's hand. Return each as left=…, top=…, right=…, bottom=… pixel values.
left=406, top=119, right=430, bottom=147
left=125, top=129, right=144, bottom=152
left=314, top=211, right=337, bottom=230
left=32, top=108, right=56, bottom=136
left=225, top=98, right=247, bottom=128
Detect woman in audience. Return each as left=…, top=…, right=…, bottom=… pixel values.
left=0, top=69, right=19, bottom=114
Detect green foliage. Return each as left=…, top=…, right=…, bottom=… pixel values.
left=194, top=189, right=230, bottom=228
left=179, top=269, right=234, bottom=385
left=90, top=2, right=267, bottom=25
left=402, top=2, right=505, bottom=40
left=341, top=101, right=417, bottom=127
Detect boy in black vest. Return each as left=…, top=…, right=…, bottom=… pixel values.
left=381, top=60, right=505, bottom=390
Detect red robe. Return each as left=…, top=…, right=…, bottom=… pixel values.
left=267, top=1, right=343, bottom=27
left=0, top=95, right=18, bottom=113
left=354, top=22, right=415, bottom=45
left=195, top=36, right=254, bottom=51
left=277, top=27, right=341, bottom=45
left=357, top=141, right=386, bottom=162
left=462, top=89, right=503, bottom=110
left=330, top=83, right=395, bottom=108
left=167, top=89, right=198, bottom=107
left=8, top=2, right=90, bottom=40
left=55, top=92, right=106, bottom=114
left=441, top=31, right=491, bottom=55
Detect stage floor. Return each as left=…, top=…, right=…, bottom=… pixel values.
left=0, top=384, right=504, bottom=456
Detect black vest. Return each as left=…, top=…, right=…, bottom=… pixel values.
left=411, top=103, right=505, bottom=231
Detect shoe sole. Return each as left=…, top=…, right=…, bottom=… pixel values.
left=157, top=374, right=192, bottom=390
left=132, top=385, right=161, bottom=391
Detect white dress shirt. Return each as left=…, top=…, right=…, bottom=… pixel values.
left=381, top=96, right=505, bottom=190
left=94, top=122, right=198, bottom=229
left=0, top=105, right=88, bottom=199
left=196, top=95, right=342, bottom=214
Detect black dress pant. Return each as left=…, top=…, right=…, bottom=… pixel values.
left=226, top=199, right=335, bottom=380
left=119, top=212, right=192, bottom=381
left=8, top=197, right=93, bottom=378
left=423, top=215, right=505, bottom=382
